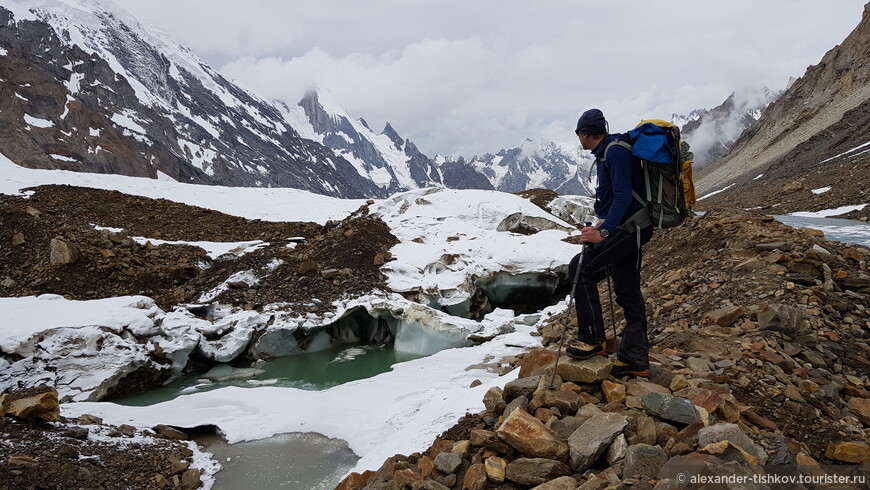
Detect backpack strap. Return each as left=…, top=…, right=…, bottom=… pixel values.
left=588, top=140, right=634, bottom=182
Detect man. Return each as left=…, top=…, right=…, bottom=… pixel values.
left=566, top=108, right=654, bottom=377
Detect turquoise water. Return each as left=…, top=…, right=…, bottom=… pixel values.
left=116, top=344, right=425, bottom=406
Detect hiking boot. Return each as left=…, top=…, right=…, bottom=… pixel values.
left=566, top=340, right=606, bottom=360
left=610, top=360, right=650, bottom=378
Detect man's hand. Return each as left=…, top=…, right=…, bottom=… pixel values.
left=580, top=225, right=604, bottom=244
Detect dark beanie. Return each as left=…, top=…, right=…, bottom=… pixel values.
left=575, top=108, right=608, bottom=135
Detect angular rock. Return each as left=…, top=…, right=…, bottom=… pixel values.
left=641, top=392, right=700, bottom=425
left=505, top=458, right=571, bottom=486
left=433, top=452, right=463, bottom=474
left=626, top=380, right=670, bottom=398
left=635, top=416, right=657, bottom=446
left=505, top=376, right=542, bottom=402
left=531, top=388, right=581, bottom=415
left=153, top=425, right=189, bottom=440
left=463, top=463, right=487, bottom=490
left=624, top=443, right=668, bottom=478
left=556, top=355, right=611, bottom=383
left=504, top=395, right=529, bottom=419
left=606, top=434, right=628, bottom=464
left=707, top=306, right=744, bottom=327
left=567, top=412, right=628, bottom=472
left=699, top=441, right=759, bottom=466
left=50, top=238, right=80, bottom=265
left=496, top=409, right=569, bottom=461
left=601, top=380, right=626, bottom=404
left=825, top=442, right=870, bottom=463
left=520, top=349, right=559, bottom=378
left=531, top=476, right=579, bottom=490
left=484, top=456, right=507, bottom=483
left=846, top=397, right=870, bottom=426
left=483, top=386, right=504, bottom=412
left=470, top=429, right=512, bottom=454
left=673, top=387, right=722, bottom=413
left=697, top=423, right=767, bottom=465
left=3, top=387, right=60, bottom=422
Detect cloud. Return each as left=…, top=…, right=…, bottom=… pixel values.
left=111, top=0, right=868, bottom=157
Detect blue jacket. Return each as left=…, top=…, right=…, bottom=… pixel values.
left=593, top=133, right=645, bottom=234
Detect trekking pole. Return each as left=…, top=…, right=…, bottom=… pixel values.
left=550, top=222, right=592, bottom=389
left=606, top=266, right=619, bottom=355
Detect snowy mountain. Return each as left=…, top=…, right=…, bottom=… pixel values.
left=286, top=88, right=596, bottom=197
left=453, top=139, right=595, bottom=195
left=0, top=0, right=383, bottom=198
left=678, top=86, right=780, bottom=169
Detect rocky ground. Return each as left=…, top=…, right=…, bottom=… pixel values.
left=337, top=210, right=870, bottom=489
left=0, top=184, right=396, bottom=313
left=0, top=386, right=213, bottom=490
left=2, top=184, right=870, bottom=489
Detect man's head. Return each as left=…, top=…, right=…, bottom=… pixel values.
left=575, top=108, right=608, bottom=150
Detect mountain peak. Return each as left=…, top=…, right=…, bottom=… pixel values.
left=382, top=122, right=403, bottom=149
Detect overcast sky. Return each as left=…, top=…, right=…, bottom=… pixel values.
left=112, top=0, right=867, bottom=157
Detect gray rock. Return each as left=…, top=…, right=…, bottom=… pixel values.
left=606, top=434, right=628, bottom=464
left=623, top=443, right=668, bottom=478
left=698, top=423, right=768, bottom=465
left=433, top=451, right=463, bottom=474
left=641, top=392, right=700, bottom=425
left=504, top=376, right=542, bottom=402
left=504, top=395, right=529, bottom=419
left=567, top=412, right=628, bottom=472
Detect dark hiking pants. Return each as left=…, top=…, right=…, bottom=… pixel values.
left=568, top=226, right=653, bottom=364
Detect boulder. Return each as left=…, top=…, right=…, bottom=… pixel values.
left=505, top=458, right=571, bottom=486
left=641, top=392, right=700, bottom=425
left=3, top=386, right=60, bottom=422
left=484, top=456, right=507, bottom=483
left=520, top=349, right=558, bottom=378
left=567, top=412, right=628, bottom=472
left=601, top=380, right=626, bottom=404
left=623, top=444, right=668, bottom=478
left=556, top=355, right=611, bottom=383
left=504, top=376, right=542, bottom=402
left=825, top=442, right=870, bottom=463
left=462, top=463, right=487, bottom=490
left=846, top=397, right=870, bottom=426
left=496, top=409, right=569, bottom=461
left=433, top=452, right=463, bottom=474
left=697, top=423, right=767, bottom=465
left=50, top=238, right=79, bottom=265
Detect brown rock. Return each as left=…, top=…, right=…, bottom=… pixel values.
left=181, top=468, right=201, bottom=490
left=556, top=355, right=611, bottom=383
left=482, top=386, right=505, bottom=412
left=4, top=387, right=60, bottom=422
left=12, top=232, right=25, bottom=246
left=707, top=306, right=744, bottom=327
left=530, top=476, right=579, bottom=489
left=742, top=411, right=778, bottom=431
left=335, top=471, right=372, bottom=490
left=470, top=429, right=512, bottom=454
left=484, top=456, right=507, bottom=483
left=395, top=468, right=421, bottom=485
left=496, top=409, right=569, bottom=461
left=601, top=380, right=626, bottom=404
left=462, top=463, right=487, bottom=490
left=673, top=387, right=722, bottom=414
left=50, top=238, right=80, bottom=265
left=825, top=442, right=870, bottom=463
left=153, top=425, right=189, bottom=440
left=846, top=397, right=870, bottom=426
left=505, top=458, right=571, bottom=486
left=520, top=349, right=558, bottom=378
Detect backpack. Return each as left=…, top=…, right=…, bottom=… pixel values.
left=601, top=119, right=696, bottom=229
